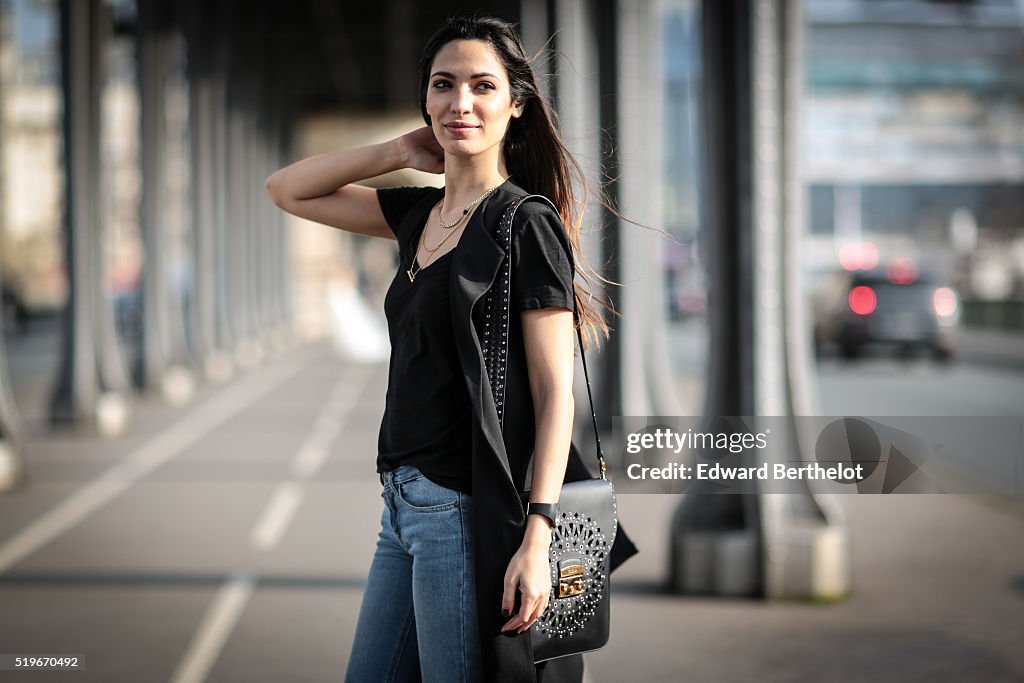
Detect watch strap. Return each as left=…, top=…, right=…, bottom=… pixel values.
left=527, top=502, right=559, bottom=527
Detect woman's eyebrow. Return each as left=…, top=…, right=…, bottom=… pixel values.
left=430, top=71, right=500, bottom=80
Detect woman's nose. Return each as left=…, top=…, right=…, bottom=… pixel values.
left=451, top=86, right=473, bottom=114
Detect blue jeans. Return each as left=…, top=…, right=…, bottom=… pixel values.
left=345, top=466, right=483, bottom=683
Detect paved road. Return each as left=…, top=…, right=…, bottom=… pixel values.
left=816, top=355, right=1024, bottom=416
left=667, top=320, right=1024, bottom=417
left=0, top=341, right=1022, bottom=682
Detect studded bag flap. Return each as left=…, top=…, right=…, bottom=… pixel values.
left=482, top=195, right=619, bottom=664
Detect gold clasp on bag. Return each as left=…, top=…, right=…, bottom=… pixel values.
left=557, top=559, right=585, bottom=598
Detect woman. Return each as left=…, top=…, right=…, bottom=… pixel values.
left=266, top=15, right=635, bottom=683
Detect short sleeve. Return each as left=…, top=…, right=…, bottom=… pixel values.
left=376, top=186, right=440, bottom=241
left=511, top=202, right=575, bottom=313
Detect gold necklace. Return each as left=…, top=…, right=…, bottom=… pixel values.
left=406, top=182, right=503, bottom=283
left=438, top=183, right=501, bottom=229
left=406, top=221, right=466, bottom=283
left=419, top=210, right=460, bottom=255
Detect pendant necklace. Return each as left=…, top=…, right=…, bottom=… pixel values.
left=406, top=221, right=464, bottom=283
left=406, top=183, right=502, bottom=283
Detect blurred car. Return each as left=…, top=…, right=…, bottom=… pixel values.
left=813, top=259, right=959, bottom=361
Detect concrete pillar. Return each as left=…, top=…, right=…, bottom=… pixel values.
left=224, top=12, right=259, bottom=366
left=271, top=106, right=294, bottom=338
left=668, top=0, right=850, bottom=600
left=51, top=0, right=131, bottom=435
left=255, top=115, right=277, bottom=347
left=667, top=0, right=762, bottom=597
left=250, top=38, right=274, bottom=348
left=185, top=0, right=218, bottom=373
left=206, top=1, right=236, bottom=382
left=616, top=0, right=685, bottom=417
left=755, top=0, right=850, bottom=600
left=255, top=96, right=290, bottom=349
left=137, top=0, right=195, bottom=403
left=0, top=5, right=25, bottom=491
left=263, top=100, right=289, bottom=344
left=136, top=0, right=167, bottom=391
left=0, top=322, right=23, bottom=490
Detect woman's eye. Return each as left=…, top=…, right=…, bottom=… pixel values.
left=432, top=80, right=451, bottom=89
left=476, top=82, right=496, bottom=91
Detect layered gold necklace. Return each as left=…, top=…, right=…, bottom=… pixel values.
left=406, top=183, right=501, bottom=283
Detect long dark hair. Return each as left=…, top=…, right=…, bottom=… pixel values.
left=418, top=15, right=611, bottom=348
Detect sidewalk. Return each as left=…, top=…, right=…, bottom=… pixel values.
left=590, top=493, right=1024, bottom=682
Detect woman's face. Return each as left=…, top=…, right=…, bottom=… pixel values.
left=425, top=39, right=523, bottom=163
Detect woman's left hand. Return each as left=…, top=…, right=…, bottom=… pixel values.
left=500, top=519, right=553, bottom=634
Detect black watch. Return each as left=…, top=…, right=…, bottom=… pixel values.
left=526, top=502, right=559, bottom=528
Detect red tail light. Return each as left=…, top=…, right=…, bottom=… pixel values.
left=848, top=285, right=877, bottom=315
left=839, top=242, right=879, bottom=271
left=886, top=257, right=918, bottom=285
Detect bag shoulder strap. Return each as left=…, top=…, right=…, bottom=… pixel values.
left=483, top=195, right=606, bottom=480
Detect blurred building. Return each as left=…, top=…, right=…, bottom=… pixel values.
left=0, top=0, right=64, bottom=326
left=802, top=0, right=1024, bottom=311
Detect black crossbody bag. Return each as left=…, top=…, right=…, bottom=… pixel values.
left=481, top=195, right=619, bottom=663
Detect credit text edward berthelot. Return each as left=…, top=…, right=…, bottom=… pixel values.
left=623, top=427, right=865, bottom=482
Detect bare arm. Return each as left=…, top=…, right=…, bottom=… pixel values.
left=522, top=309, right=575, bottom=512
left=264, top=126, right=444, bottom=240
left=501, top=307, right=575, bottom=634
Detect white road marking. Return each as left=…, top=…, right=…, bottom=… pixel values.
left=0, top=348, right=316, bottom=575
left=250, top=482, right=304, bottom=551
left=291, top=439, right=330, bottom=481
left=168, top=573, right=256, bottom=683
left=290, top=365, right=373, bottom=481
left=251, top=364, right=375, bottom=553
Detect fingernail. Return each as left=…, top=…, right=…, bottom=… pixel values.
left=502, top=609, right=509, bottom=617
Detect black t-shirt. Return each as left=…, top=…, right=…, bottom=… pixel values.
left=375, top=184, right=574, bottom=494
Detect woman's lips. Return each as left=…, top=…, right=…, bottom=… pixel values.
left=445, top=122, right=479, bottom=137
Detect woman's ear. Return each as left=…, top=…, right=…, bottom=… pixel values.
left=512, top=101, right=525, bottom=119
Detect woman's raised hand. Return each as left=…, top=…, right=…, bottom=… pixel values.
left=265, top=125, right=446, bottom=239
left=397, top=126, right=445, bottom=174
